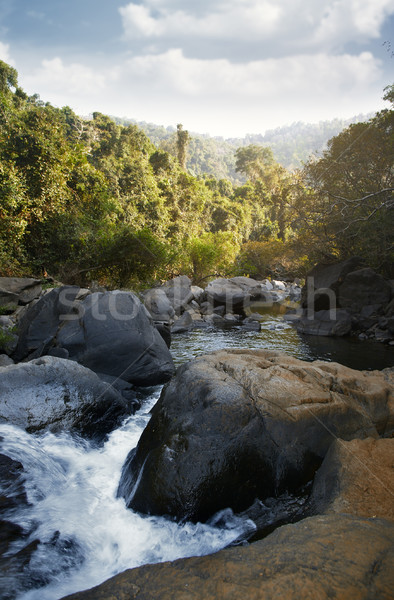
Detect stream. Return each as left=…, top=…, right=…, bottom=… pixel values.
left=1, top=312, right=393, bottom=600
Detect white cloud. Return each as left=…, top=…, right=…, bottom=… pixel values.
left=313, top=0, right=394, bottom=47
left=120, top=1, right=282, bottom=41
left=20, top=48, right=383, bottom=136
left=119, top=0, right=394, bottom=53
left=23, top=57, right=107, bottom=97
left=0, top=40, right=14, bottom=65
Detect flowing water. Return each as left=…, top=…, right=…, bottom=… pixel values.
left=1, top=313, right=393, bottom=600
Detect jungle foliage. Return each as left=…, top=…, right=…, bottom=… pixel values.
left=0, top=61, right=392, bottom=286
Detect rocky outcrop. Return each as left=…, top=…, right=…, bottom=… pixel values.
left=60, top=514, right=394, bottom=600
left=13, top=287, right=175, bottom=386
left=294, top=259, right=394, bottom=341
left=118, top=350, right=394, bottom=522
left=307, top=437, right=394, bottom=521
left=0, top=356, right=130, bottom=440
left=0, top=277, right=42, bottom=312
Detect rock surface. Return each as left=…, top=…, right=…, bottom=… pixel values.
left=0, top=356, right=129, bottom=440
left=13, top=287, right=175, bottom=386
left=118, top=350, right=394, bottom=522
left=308, top=437, right=394, bottom=521
left=60, top=514, right=394, bottom=600
left=0, top=277, right=42, bottom=310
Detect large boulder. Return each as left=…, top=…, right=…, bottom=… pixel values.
left=338, top=268, right=392, bottom=313
left=205, top=278, right=273, bottom=314
left=0, top=277, right=42, bottom=311
left=308, top=437, right=394, bottom=521
left=291, top=308, right=352, bottom=336
left=161, top=276, right=194, bottom=315
left=301, top=256, right=365, bottom=309
left=118, top=350, right=394, bottom=522
left=13, top=287, right=175, bottom=386
left=141, top=288, right=175, bottom=324
left=60, top=514, right=394, bottom=600
left=0, top=356, right=130, bottom=440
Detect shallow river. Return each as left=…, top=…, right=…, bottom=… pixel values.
left=1, top=314, right=393, bottom=600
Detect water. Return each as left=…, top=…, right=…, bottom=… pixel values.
left=1, top=314, right=393, bottom=600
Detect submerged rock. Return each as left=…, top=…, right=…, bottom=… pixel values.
left=60, top=514, right=394, bottom=600
left=118, top=349, right=393, bottom=522
left=0, top=356, right=130, bottom=441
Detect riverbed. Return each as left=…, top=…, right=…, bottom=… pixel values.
left=1, top=315, right=393, bottom=600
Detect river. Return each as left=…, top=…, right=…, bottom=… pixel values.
left=1, top=313, right=393, bottom=600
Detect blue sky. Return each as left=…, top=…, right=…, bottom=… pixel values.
left=1, top=0, right=393, bottom=137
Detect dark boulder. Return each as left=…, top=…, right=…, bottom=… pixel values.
left=13, top=288, right=175, bottom=386
left=0, top=356, right=130, bottom=441
left=13, top=286, right=80, bottom=361
left=292, top=308, right=352, bottom=336
left=338, top=267, right=392, bottom=312
left=301, top=256, right=364, bottom=309
left=118, top=350, right=393, bottom=522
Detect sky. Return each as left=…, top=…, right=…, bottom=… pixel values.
left=0, top=0, right=393, bottom=138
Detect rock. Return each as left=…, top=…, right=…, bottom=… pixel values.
left=190, top=285, right=204, bottom=303
left=13, top=286, right=80, bottom=361
left=118, top=350, right=393, bottom=522
left=96, top=373, right=140, bottom=412
left=171, top=311, right=193, bottom=334
left=294, top=308, right=352, bottom=336
left=0, top=453, right=34, bottom=583
left=302, top=257, right=365, bottom=309
left=0, top=322, right=18, bottom=355
left=272, top=280, right=286, bottom=291
left=224, top=313, right=238, bottom=322
left=0, top=355, right=13, bottom=367
left=59, top=514, right=394, bottom=600
left=161, top=276, right=194, bottom=315
left=338, top=268, right=391, bottom=313
left=14, top=288, right=175, bottom=386
left=206, top=278, right=268, bottom=314
left=141, top=288, right=175, bottom=323
left=0, top=356, right=129, bottom=441
left=154, top=323, right=171, bottom=348
left=308, top=438, right=394, bottom=521
left=0, top=277, right=42, bottom=307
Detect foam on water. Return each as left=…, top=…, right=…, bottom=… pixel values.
left=0, top=388, right=254, bottom=600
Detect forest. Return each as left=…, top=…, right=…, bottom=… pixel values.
left=0, top=59, right=393, bottom=289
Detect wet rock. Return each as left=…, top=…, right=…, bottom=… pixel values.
left=60, top=514, right=394, bottom=600
left=0, top=356, right=129, bottom=441
left=308, top=437, right=394, bottom=521
left=293, top=308, right=352, bottom=336
left=118, top=350, right=393, bottom=522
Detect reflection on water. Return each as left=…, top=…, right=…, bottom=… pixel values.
left=170, top=315, right=394, bottom=371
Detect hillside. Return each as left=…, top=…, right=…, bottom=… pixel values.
left=113, top=114, right=373, bottom=182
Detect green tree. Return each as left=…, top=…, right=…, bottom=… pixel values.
left=176, top=123, right=190, bottom=169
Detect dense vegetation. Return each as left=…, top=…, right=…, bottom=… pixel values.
left=115, top=114, right=373, bottom=179
left=0, top=60, right=393, bottom=288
